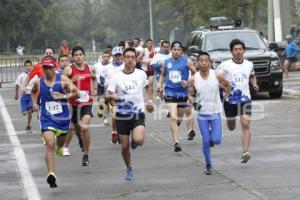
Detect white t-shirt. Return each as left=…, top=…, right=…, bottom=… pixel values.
left=16, top=47, right=24, bottom=55
left=108, top=69, right=148, bottom=114
left=104, top=62, right=125, bottom=86
left=93, top=62, right=109, bottom=85
left=97, top=54, right=113, bottom=63
left=217, top=59, right=254, bottom=104
left=142, top=48, right=155, bottom=70
left=15, top=72, right=37, bottom=94
left=150, top=52, right=172, bottom=66
left=194, top=69, right=222, bottom=115
left=135, top=46, right=144, bottom=54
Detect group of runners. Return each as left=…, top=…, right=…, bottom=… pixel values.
left=14, top=37, right=259, bottom=187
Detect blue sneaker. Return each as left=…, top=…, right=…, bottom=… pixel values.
left=125, top=167, right=134, bottom=180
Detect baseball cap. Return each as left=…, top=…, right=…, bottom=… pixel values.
left=286, top=34, right=293, bottom=39
left=171, top=41, right=183, bottom=49
left=41, top=56, right=56, bottom=67
left=112, top=46, right=123, bottom=56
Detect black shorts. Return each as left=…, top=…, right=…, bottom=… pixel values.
left=97, top=85, right=105, bottom=96
left=116, top=113, right=145, bottom=135
left=224, top=101, right=252, bottom=118
left=71, top=105, right=93, bottom=124
left=164, top=95, right=190, bottom=108
left=287, top=57, right=298, bottom=63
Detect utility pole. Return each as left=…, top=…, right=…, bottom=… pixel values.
left=149, top=0, right=154, bottom=42
left=268, top=0, right=274, bottom=42
left=273, top=0, right=282, bottom=42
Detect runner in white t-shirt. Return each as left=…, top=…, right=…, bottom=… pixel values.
left=105, top=46, right=125, bottom=144
left=94, top=50, right=111, bottom=126
left=150, top=40, right=172, bottom=100
left=107, top=47, right=154, bottom=181
left=217, top=39, right=259, bottom=164
left=15, top=60, right=36, bottom=132
left=141, top=39, right=156, bottom=101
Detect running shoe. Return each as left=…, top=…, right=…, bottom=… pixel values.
left=47, top=172, right=57, bottom=188
left=103, top=118, right=109, bottom=126
left=241, top=152, right=251, bottom=163
left=155, top=94, right=161, bottom=100
left=111, top=131, right=119, bottom=144
left=25, top=126, right=32, bottom=132
left=125, top=167, right=134, bottom=180
left=97, top=106, right=104, bottom=118
left=187, top=130, right=196, bottom=140
left=205, top=164, right=212, bottom=175
left=166, top=112, right=170, bottom=118
left=131, top=140, right=138, bottom=150
left=174, top=142, right=182, bottom=152
left=177, top=120, right=182, bottom=127
left=63, top=147, right=70, bottom=156
left=82, top=154, right=89, bottom=166
left=55, top=146, right=63, bottom=156
left=210, top=140, right=215, bottom=147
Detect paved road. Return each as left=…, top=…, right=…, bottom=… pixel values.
left=283, top=71, right=300, bottom=96
left=0, top=83, right=300, bottom=200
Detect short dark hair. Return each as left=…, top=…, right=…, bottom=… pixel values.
left=24, top=59, right=32, bottom=65
left=58, top=54, right=68, bottom=61
left=197, top=51, right=210, bottom=59
left=43, top=47, right=55, bottom=54
left=161, top=40, right=170, bottom=46
left=123, top=47, right=137, bottom=57
left=118, top=41, right=125, bottom=47
left=102, top=50, right=111, bottom=55
left=146, top=38, right=153, bottom=43
left=128, top=41, right=134, bottom=47
left=72, top=46, right=85, bottom=57
left=170, top=41, right=183, bottom=49
left=134, top=37, right=140, bottom=42
left=230, top=39, right=245, bottom=51
left=106, top=45, right=112, bottom=49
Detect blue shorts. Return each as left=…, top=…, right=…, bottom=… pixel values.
left=20, top=94, right=32, bottom=113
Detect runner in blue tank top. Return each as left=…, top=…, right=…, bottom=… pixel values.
left=31, top=56, right=79, bottom=188
left=157, top=41, right=197, bottom=152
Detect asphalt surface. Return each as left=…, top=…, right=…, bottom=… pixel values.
left=0, top=76, right=300, bottom=200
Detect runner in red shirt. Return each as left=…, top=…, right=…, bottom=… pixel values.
left=22, top=47, right=59, bottom=90
left=63, top=46, right=97, bottom=166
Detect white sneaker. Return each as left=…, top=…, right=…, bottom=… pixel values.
left=63, top=147, right=70, bottom=156
left=103, top=118, right=109, bottom=126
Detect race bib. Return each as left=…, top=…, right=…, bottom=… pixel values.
left=169, top=70, right=181, bottom=83
left=233, top=73, right=247, bottom=87
left=77, top=91, right=89, bottom=102
left=123, top=82, right=138, bottom=94
left=46, top=101, right=63, bottom=115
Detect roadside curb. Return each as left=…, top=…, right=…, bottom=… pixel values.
left=283, top=89, right=300, bottom=96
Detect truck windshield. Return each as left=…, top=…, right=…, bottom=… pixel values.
left=205, top=32, right=267, bottom=52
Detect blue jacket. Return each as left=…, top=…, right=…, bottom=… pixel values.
left=284, top=41, right=300, bottom=58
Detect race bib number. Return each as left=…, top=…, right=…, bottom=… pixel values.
left=123, top=82, right=138, bottom=94
left=46, top=101, right=63, bottom=115
left=169, top=70, right=181, bottom=83
left=77, top=91, right=89, bottom=102
left=233, top=73, right=247, bottom=87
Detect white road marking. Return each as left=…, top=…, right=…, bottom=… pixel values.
left=0, top=95, right=41, bottom=200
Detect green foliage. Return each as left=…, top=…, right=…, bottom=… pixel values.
left=0, top=0, right=270, bottom=52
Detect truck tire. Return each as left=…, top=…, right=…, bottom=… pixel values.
left=269, top=89, right=282, bottom=99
